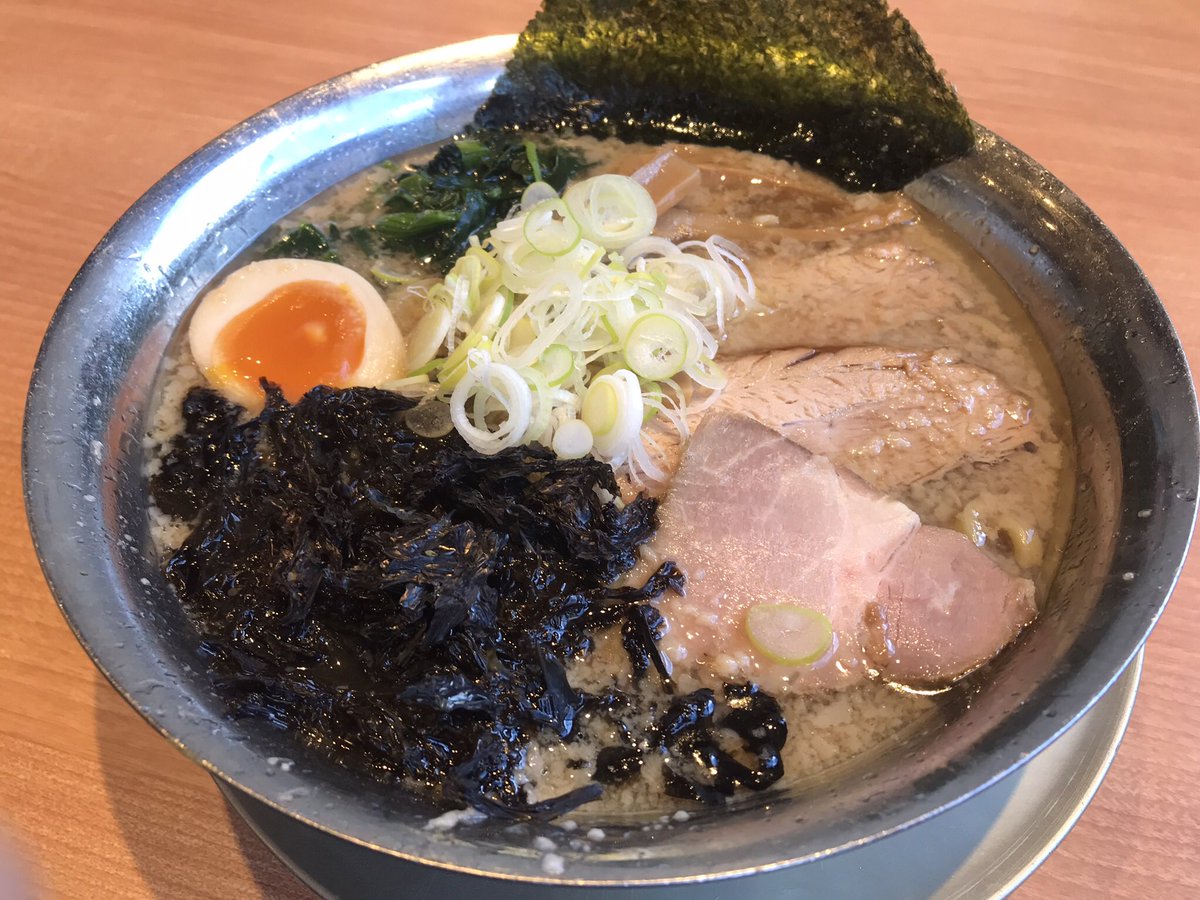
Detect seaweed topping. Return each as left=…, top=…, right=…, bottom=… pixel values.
left=593, top=746, right=644, bottom=785
left=655, top=685, right=787, bottom=803
left=584, top=682, right=788, bottom=801
left=153, top=383, right=699, bottom=817
left=475, top=0, right=973, bottom=191
left=150, top=388, right=258, bottom=519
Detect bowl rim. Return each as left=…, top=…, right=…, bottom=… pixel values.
left=23, top=34, right=1200, bottom=887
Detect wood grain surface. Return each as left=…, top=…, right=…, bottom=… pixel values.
left=1, top=1, right=1197, bottom=897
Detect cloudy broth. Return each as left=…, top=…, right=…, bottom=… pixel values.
left=146, top=135, right=1074, bottom=819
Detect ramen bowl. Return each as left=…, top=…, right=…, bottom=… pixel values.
left=22, top=36, right=1199, bottom=892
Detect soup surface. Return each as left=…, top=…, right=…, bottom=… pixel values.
left=146, top=135, right=1074, bottom=819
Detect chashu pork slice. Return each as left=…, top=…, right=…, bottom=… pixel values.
left=643, top=413, right=1036, bottom=692
left=645, top=346, right=1037, bottom=495
left=866, top=527, right=1040, bottom=684
left=720, top=237, right=976, bottom=358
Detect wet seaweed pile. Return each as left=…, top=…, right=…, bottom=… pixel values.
left=151, top=384, right=788, bottom=817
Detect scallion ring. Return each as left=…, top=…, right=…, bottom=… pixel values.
left=622, top=311, right=692, bottom=381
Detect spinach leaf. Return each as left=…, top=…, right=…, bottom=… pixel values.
left=377, top=131, right=587, bottom=273
left=262, top=222, right=340, bottom=263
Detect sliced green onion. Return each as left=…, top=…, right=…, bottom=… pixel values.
left=444, top=245, right=502, bottom=319
left=598, top=313, right=620, bottom=343
left=369, top=265, right=415, bottom=286
left=522, top=198, right=583, bottom=257
left=406, top=306, right=453, bottom=371
left=642, top=381, right=663, bottom=425
left=491, top=278, right=583, bottom=370
left=552, top=418, right=593, bottom=459
left=521, top=180, right=559, bottom=211
left=505, top=315, right=538, bottom=357
left=381, top=374, right=435, bottom=402
left=745, top=605, right=833, bottom=666
left=576, top=243, right=606, bottom=277
left=501, top=238, right=600, bottom=297
left=564, top=174, right=657, bottom=251
left=405, top=169, right=756, bottom=478
left=622, top=311, right=691, bottom=381
left=581, top=374, right=620, bottom=438
left=535, top=344, right=575, bottom=387
left=438, top=331, right=491, bottom=389
left=472, top=291, right=507, bottom=336
left=520, top=366, right=554, bottom=444
left=406, top=357, right=444, bottom=378
left=589, top=361, right=624, bottom=382
left=583, top=369, right=643, bottom=461
left=449, top=353, right=532, bottom=454
left=686, top=356, right=728, bottom=391
left=404, top=400, right=454, bottom=437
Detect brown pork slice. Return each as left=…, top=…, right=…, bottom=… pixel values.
left=643, top=413, right=1036, bottom=692
left=643, top=346, right=1036, bottom=496
left=720, top=237, right=966, bottom=357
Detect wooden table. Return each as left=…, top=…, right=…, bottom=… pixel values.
left=2, top=1, right=1196, bottom=896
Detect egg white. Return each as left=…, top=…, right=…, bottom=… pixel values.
left=188, top=258, right=405, bottom=409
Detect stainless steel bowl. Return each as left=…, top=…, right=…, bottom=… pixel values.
left=23, top=35, right=1199, bottom=891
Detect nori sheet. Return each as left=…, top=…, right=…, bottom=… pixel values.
left=475, top=0, right=974, bottom=191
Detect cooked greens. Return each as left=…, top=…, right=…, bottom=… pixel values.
left=261, top=133, right=587, bottom=275
left=262, top=222, right=341, bottom=263
left=475, top=0, right=973, bottom=191
left=376, top=132, right=587, bottom=272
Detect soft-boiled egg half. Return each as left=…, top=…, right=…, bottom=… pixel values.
left=189, top=258, right=406, bottom=409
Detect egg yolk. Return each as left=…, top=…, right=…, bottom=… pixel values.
left=212, top=279, right=367, bottom=402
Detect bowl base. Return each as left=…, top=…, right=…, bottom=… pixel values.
left=216, top=653, right=1140, bottom=899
